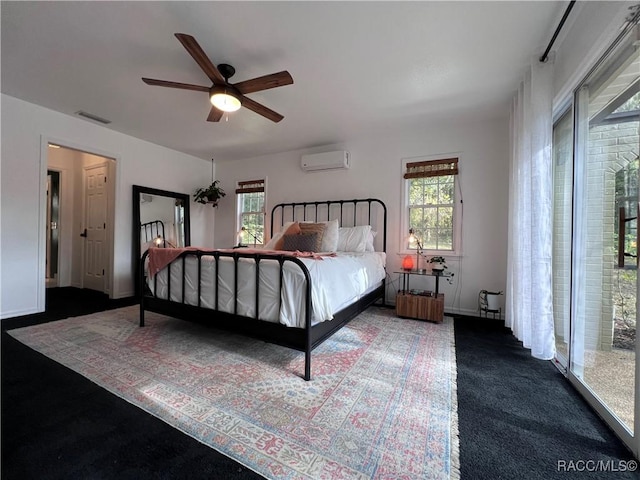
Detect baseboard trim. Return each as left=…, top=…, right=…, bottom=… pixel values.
left=113, top=290, right=135, bottom=300
left=445, top=306, right=504, bottom=319
left=1, top=306, right=43, bottom=320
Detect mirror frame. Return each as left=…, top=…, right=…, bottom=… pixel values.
left=132, top=185, right=191, bottom=296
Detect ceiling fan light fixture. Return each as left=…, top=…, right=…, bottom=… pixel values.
left=142, top=35, right=291, bottom=122
left=210, top=86, right=241, bottom=112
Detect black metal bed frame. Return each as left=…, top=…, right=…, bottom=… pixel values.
left=141, top=220, right=166, bottom=247
left=139, top=198, right=387, bottom=381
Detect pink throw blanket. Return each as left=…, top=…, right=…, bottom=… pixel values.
left=147, top=247, right=200, bottom=278
left=147, top=247, right=336, bottom=278
left=217, top=248, right=337, bottom=260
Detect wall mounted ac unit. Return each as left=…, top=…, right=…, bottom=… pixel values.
left=301, top=151, right=350, bottom=171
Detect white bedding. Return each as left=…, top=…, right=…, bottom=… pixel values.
left=147, top=251, right=386, bottom=328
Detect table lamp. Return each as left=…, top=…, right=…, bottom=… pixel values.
left=408, top=228, right=424, bottom=272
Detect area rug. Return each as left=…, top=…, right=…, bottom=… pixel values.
left=8, top=306, right=459, bottom=479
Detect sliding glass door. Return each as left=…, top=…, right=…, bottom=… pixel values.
left=568, top=29, right=638, bottom=450
left=553, top=109, right=573, bottom=369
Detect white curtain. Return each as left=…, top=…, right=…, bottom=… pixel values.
left=506, top=56, right=556, bottom=360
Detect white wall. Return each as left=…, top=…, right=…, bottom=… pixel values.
left=1, top=94, right=215, bottom=318
left=0, top=94, right=508, bottom=318
left=214, top=117, right=509, bottom=315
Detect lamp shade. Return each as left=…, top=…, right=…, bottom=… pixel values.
left=210, top=85, right=242, bottom=112
left=402, top=255, right=414, bottom=270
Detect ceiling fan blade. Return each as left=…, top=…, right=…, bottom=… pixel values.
left=174, top=33, right=225, bottom=85
left=207, top=105, right=223, bottom=122
left=240, top=96, right=284, bottom=123
left=234, top=71, right=294, bottom=94
left=142, top=78, right=210, bottom=92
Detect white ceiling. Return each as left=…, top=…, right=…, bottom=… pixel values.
left=1, top=1, right=565, bottom=162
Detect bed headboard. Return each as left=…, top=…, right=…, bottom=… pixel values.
left=270, top=198, right=387, bottom=252
left=141, top=220, right=165, bottom=247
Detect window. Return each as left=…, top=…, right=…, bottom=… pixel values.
left=566, top=23, right=639, bottom=442
left=552, top=108, right=574, bottom=367
left=236, top=179, right=265, bottom=246
left=403, top=157, right=460, bottom=253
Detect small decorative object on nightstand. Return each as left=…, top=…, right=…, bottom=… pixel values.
left=428, top=255, right=447, bottom=272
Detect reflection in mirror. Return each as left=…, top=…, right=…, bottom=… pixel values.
left=133, top=185, right=191, bottom=295
left=140, top=194, right=186, bottom=249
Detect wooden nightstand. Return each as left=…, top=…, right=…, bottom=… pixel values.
left=394, top=270, right=451, bottom=323
left=396, top=292, right=444, bottom=323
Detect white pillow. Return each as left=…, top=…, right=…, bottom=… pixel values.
left=321, top=219, right=339, bottom=251
left=264, top=221, right=296, bottom=250
left=300, top=219, right=339, bottom=251
left=365, top=230, right=377, bottom=252
left=337, top=225, right=372, bottom=252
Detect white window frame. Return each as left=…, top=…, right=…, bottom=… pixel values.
left=400, top=154, right=463, bottom=257
left=236, top=178, right=266, bottom=246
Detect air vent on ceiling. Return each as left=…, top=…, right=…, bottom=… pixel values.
left=75, top=110, right=111, bottom=125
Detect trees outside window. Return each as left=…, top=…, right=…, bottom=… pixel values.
left=408, top=175, right=455, bottom=250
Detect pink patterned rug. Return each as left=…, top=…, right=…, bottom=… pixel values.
left=8, top=306, right=459, bottom=479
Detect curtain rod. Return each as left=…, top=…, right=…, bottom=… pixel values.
left=540, top=0, right=576, bottom=63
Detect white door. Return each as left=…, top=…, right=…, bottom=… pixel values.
left=82, top=164, right=108, bottom=292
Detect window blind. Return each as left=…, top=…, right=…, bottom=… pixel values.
left=404, top=158, right=458, bottom=179
left=235, top=179, right=265, bottom=194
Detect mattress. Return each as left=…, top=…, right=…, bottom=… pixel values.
left=147, top=251, right=386, bottom=328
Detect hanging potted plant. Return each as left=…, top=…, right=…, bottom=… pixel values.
left=194, top=180, right=226, bottom=207
left=428, top=255, right=447, bottom=272
left=194, top=159, right=226, bottom=207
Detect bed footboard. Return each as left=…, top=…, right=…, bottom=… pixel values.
left=140, top=249, right=315, bottom=380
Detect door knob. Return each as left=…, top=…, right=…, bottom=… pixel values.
left=80, top=228, right=87, bottom=237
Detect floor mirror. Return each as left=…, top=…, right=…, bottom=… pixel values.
left=132, top=185, right=191, bottom=296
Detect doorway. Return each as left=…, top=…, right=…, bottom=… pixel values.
left=46, top=143, right=116, bottom=296
left=46, top=170, right=60, bottom=288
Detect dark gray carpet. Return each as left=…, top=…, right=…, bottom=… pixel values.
left=454, top=317, right=637, bottom=480
left=2, top=288, right=262, bottom=479
left=1, top=287, right=636, bottom=479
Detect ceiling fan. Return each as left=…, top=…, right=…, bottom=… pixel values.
left=142, top=33, right=293, bottom=123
